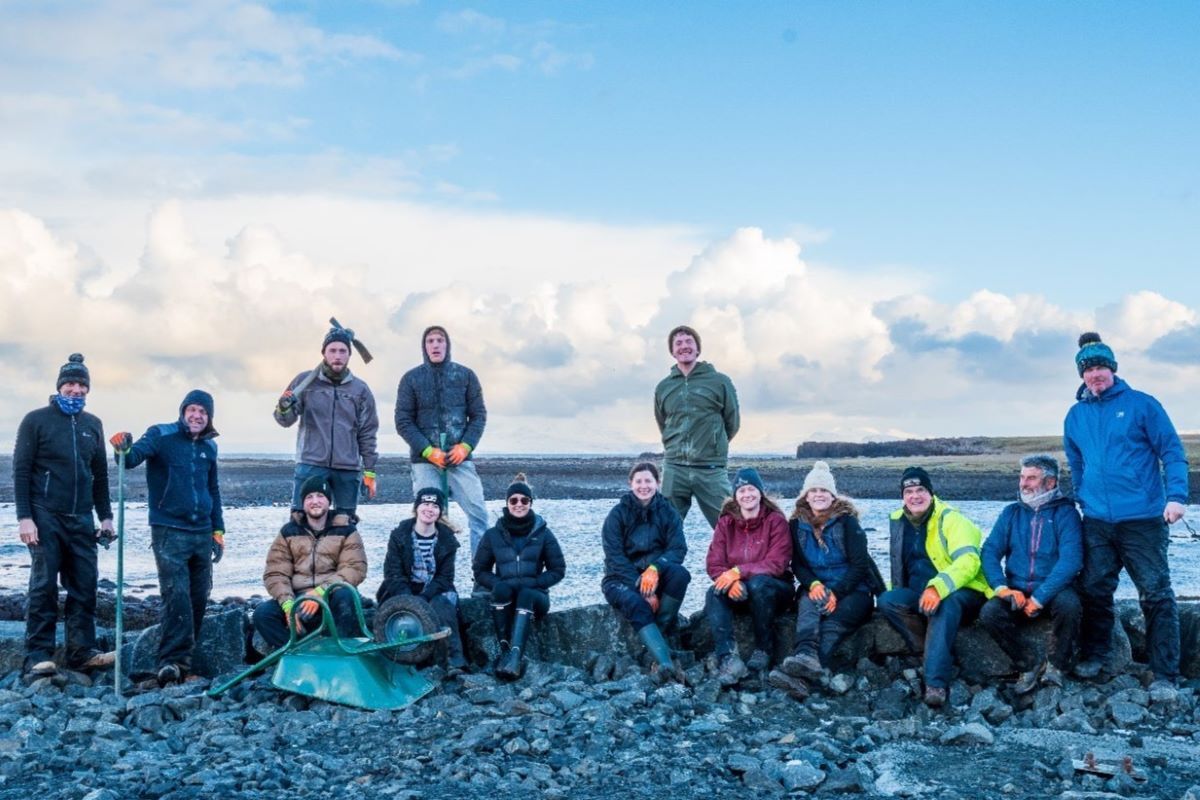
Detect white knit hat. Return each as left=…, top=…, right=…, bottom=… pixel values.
left=801, top=461, right=838, bottom=497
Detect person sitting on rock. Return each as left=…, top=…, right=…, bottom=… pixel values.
left=601, top=461, right=691, bottom=683
left=978, top=454, right=1083, bottom=693
left=377, top=487, right=468, bottom=674
left=704, top=467, right=793, bottom=685
left=252, top=475, right=367, bottom=650
left=472, top=473, right=566, bottom=680
left=770, top=461, right=884, bottom=700
left=877, top=467, right=991, bottom=708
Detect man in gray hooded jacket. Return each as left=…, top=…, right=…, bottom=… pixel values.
left=395, top=325, right=488, bottom=555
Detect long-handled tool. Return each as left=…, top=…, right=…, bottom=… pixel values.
left=438, top=433, right=450, bottom=499
left=114, top=450, right=126, bottom=700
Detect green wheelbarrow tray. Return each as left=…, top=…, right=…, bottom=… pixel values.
left=208, top=583, right=449, bottom=711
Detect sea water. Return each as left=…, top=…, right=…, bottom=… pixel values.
left=2, top=500, right=1198, bottom=613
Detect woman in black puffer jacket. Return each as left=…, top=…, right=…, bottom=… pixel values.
left=601, top=461, right=690, bottom=682
left=472, top=473, right=566, bottom=680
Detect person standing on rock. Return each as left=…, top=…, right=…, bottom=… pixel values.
left=654, top=325, right=740, bottom=528
left=13, top=354, right=116, bottom=677
left=978, top=454, right=1083, bottom=694
left=877, top=467, right=991, bottom=708
left=109, top=389, right=225, bottom=687
left=1064, top=332, right=1189, bottom=687
left=704, top=467, right=793, bottom=685
left=770, top=461, right=884, bottom=700
left=395, top=325, right=488, bottom=557
left=600, top=461, right=691, bottom=683
left=472, top=474, right=566, bottom=681
left=274, top=321, right=379, bottom=522
left=252, top=475, right=367, bottom=649
left=377, top=487, right=468, bottom=674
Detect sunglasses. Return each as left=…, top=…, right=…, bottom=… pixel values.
left=507, top=496, right=531, bottom=506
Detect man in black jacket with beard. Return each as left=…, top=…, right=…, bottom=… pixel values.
left=13, top=354, right=115, bottom=677
left=395, top=325, right=488, bottom=556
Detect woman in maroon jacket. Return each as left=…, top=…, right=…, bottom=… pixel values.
left=704, top=467, right=793, bottom=685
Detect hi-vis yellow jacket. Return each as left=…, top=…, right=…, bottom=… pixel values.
left=888, top=497, right=992, bottom=599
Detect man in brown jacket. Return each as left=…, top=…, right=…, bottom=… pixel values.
left=252, top=475, right=368, bottom=649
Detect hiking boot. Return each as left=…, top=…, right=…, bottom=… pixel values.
left=1013, top=664, right=1043, bottom=695
left=745, top=649, right=771, bottom=673
left=79, top=650, right=116, bottom=670
left=1073, top=659, right=1103, bottom=680
left=28, top=660, right=57, bottom=678
left=767, top=669, right=810, bottom=701
left=716, top=653, right=748, bottom=686
left=923, top=686, right=947, bottom=708
left=780, top=652, right=827, bottom=682
left=1041, top=664, right=1064, bottom=688
left=156, top=664, right=183, bottom=687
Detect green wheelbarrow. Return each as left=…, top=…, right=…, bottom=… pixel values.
left=208, top=584, right=449, bottom=711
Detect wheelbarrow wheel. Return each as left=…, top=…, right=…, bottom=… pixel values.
left=374, top=595, right=440, bottom=665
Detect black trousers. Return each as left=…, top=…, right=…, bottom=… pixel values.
left=152, top=526, right=213, bottom=671
left=25, top=508, right=100, bottom=670
left=978, top=587, right=1082, bottom=671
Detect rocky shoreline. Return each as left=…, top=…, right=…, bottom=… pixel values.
left=1, top=592, right=1199, bottom=799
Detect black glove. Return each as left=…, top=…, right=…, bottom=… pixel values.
left=211, top=531, right=224, bottom=564
left=95, top=528, right=117, bottom=549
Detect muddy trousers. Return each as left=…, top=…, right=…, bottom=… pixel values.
left=793, top=590, right=874, bottom=666
left=602, top=563, right=691, bottom=629
left=24, top=508, right=100, bottom=671
left=1076, top=516, right=1179, bottom=680
left=705, top=574, right=793, bottom=657
left=878, top=587, right=986, bottom=689
left=978, top=588, right=1081, bottom=671
left=252, top=586, right=360, bottom=650
left=152, top=526, right=213, bottom=672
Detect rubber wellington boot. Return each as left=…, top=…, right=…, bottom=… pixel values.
left=490, top=603, right=512, bottom=672
left=638, top=623, right=687, bottom=685
left=654, top=594, right=684, bottom=636
left=496, top=609, right=532, bottom=680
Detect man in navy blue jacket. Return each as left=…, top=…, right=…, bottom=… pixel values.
left=111, top=389, right=224, bottom=686
left=1064, top=332, right=1189, bottom=685
left=979, top=455, right=1083, bottom=693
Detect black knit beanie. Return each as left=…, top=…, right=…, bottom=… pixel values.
left=57, top=353, right=90, bottom=389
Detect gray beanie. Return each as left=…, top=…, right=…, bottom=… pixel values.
left=801, top=461, right=838, bottom=497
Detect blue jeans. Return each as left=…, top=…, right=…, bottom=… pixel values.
left=1077, top=516, right=1179, bottom=679
left=878, top=586, right=986, bottom=688
left=794, top=589, right=874, bottom=665
left=602, top=563, right=691, bottom=630
left=151, top=526, right=213, bottom=671
left=411, top=461, right=488, bottom=556
left=704, top=574, right=793, bottom=656
left=291, top=464, right=360, bottom=516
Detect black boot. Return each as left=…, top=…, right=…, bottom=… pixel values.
left=490, top=603, right=512, bottom=672
left=655, top=594, right=684, bottom=636
left=496, top=609, right=532, bottom=680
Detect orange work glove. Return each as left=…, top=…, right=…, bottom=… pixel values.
left=822, top=591, right=838, bottom=615
left=293, top=587, right=326, bottom=630
left=1023, top=597, right=1043, bottom=618
left=996, top=586, right=1027, bottom=611
left=277, top=389, right=296, bottom=414
left=447, top=443, right=472, bottom=466
left=807, top=581, right=828, bottom=603
left=713, top=567, right=741, bottom=593
left=109, top=431, right=132, bottom=451
left=919, top=587, right=942, bottom=615
left=639, top=565, right=659, bottom=596
left=361, top=471, right=377, bottom=500
left=646, top=594, right=660, bottom=614
left=422, top=446, right=448, bottom=469
left=728, top=580, right=747, bottom=601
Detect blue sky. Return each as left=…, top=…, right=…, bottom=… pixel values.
left=0, top=1, right=1197, bottom=453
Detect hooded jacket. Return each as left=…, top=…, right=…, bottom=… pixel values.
left=377, top=518, right=460, bottom=603
left=394, top=327, right=488, bottom=463
left=601, top=491, right=688, bottom=589
left=472, top=513, right=566, bottom=593
left=13, top=398, right=111, bottom=520
left=654, top=361, right=739, bottom=467
left=790, top=497, right=885, bottom=598
left=262, top=515, right=367, bottom=603
left=1063, top=376, right=1189, bottom=523
left=981, top=490, right=1083, bottom=606
left=122, top=389, right=224, bottom=533
left=706, top=505, right=792, bottom=581
left=273, top=367, right=379, bottom=472
left=888, top=497, right=991, bottom=600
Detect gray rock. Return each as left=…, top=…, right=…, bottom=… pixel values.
left=829, top=673, right=854, bottom=695
left=779, top=760, right=826, bottom=791
left=1108, top=701, right=1147, bottom=727
left=549, top=689, right=586, bottom=712
left=939, top=722, right=994, bottom=746
left=125, top=607, right=246, bottom=678
left=1050, top=710, right=1097, bottom=735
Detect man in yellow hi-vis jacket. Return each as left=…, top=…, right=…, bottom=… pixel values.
left=877, top=466, right=992, bottom=708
